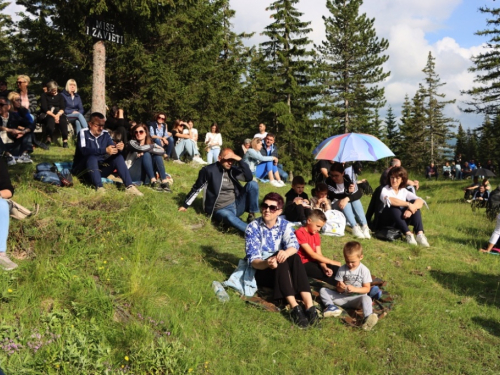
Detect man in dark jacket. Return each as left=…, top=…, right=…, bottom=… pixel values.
left=179, top=148, right=259, bottom=233
left=71, top=112, right=142, bottom=196
left=260, top=133, right=289, bottom=183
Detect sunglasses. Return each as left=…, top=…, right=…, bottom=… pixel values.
left=135, top=130, right=145, bottom=135
left=261, top=203, right=279, bottom=213
left=16, top=81, right=26, bottom=84
left=158, top=117, right=165, bottom=120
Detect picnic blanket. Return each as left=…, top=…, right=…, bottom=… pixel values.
left=240, top=276, right=395, bottom=328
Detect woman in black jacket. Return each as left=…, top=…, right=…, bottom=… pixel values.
left=40, top=81, right=69, bottom=148
left=325, top=162, right=370, bottom=239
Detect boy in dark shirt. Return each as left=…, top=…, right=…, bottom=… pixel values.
left=284, top=176, right=311, bottom=224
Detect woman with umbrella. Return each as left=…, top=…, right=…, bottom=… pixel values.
left=326, top=163, right=371, bottom=239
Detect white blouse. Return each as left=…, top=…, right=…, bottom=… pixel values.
left=380, top=186, right=420, bottom=207
left=205, top=132, right=222, bottom=149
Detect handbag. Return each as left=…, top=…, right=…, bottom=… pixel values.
left=374, top=227, right=403, bottom=242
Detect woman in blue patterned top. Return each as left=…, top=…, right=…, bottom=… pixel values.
left=245, top=192, right=318, bottom=328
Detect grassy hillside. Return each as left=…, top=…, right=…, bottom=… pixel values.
left=1, top=146, right=500, bottom=374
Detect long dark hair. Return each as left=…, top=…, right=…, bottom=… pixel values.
left=131, top=123, right=153, bottom=145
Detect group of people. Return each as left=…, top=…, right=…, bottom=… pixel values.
left=426, top=154, right=497, bottom=181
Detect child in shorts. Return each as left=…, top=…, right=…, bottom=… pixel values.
left=319, top=241, right=379, bottom=331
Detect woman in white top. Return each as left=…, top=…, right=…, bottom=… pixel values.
left=480, top=213, right=500, bottom=253
left=204, top=122, right=222, bottom=164
left=380, top=166, right=430, bottom=247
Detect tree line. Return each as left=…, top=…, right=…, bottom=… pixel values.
left=0, top=0, right=497, bottom=174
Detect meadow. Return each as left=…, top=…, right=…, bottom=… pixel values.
left=1, top=145, right=499, bottom=374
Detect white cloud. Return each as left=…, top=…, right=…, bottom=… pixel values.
left=230, top=0, right=486, bottom=130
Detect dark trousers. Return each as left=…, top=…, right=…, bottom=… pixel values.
left=284, top=203, right=311, bottom=223
left=255, top=253, right=311, bottom=301
left=76, top=154, right=133, bottom=188
left=0, top=134, right=32, bottom=156
left=45, top=115, right=69, bottom=140
left=154, top=137, right=174, bottom=158
left=303, top=262, right=339, bottom=286
left=379, top=202, right=424, bottom=234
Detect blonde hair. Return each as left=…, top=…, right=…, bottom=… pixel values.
left=17, top=75, right=30, bottom=84
left=7, top=92, right=20, bottom=101
left=65, top=79, right=78, bottom=93
left=251, top=137, right=262, bottom=149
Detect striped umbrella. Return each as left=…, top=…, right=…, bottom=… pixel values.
left=313, top=133, right=395, bottom=162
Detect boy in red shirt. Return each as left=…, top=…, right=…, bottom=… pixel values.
left=295, top=209, right=341, bottom=287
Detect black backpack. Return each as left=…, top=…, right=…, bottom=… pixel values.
left=486, top=187, right=500, bottom=221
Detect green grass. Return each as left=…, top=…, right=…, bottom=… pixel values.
left=2, top=145, right=500, bottom=374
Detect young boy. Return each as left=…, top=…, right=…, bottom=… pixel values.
left=284, top=176, right=311, bottom=223
left=296, top=209, right=341, bottom=287
left=319, top=241, right=379, bottom=331
left=309, top=182, right=332, bottom=212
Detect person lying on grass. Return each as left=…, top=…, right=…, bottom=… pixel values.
left=319, top=241, right=378, bottom=330
left=245, top=192, right=319, bottom=328
left=295, top=209, right=341, bottom=286
left=479, top=213, right=500, bottom=253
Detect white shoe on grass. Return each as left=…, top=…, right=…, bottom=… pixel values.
left=270, top=180, right=282, bottom=188
left=362, top=313, right=378, bottom=331
left=126, top=185, right=144, bottom=197
left=0, top=253, right=18, bottom=271
left=406, top=233, right=417, bottom=245
left=361, top=224, right=371, bottom=239
left=17, top=154, right=33, bottom=164
left=416, top=233, right=430, bottom=247
left=352, top=225, right=365, bottom=239
left=323, top=305, right=342, bottom=318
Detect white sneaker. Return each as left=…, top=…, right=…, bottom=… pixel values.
left=193, top=156, right=207, bottom=165
left=6, top=156, right=16, bottom=166
left=270, top=180, right=282, bottom=188
left=416, top=233, right=430, bottom=247
left=125, top=185, right=144, bottom=197
left=406, top=233, right=417, bottom=245
left=173, top=159, right=185, bottom=164
left=362, top=313, right=379, bottom=331
left=277, top=180, right=286, bottom=187
left=361, top=224, right=371, bottom=239
left=352, top=225, right=365, bottom=239
left=17, top=154, right=33, bottom=164
left=0, top=252, right=18, bottom=271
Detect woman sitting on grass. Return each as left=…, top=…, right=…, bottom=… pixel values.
left=124, top=123, right=173, bottom=192
left=380, top=166, right=430, bottom=247
left=242, top=137, right=284, bottom=188
left=0, top=158, right=18, bottom=270
left=245, top=192, right=318, bottom=328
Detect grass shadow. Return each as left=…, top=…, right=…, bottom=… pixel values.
left=173, top=193, right=205, bottom=214
left=201, top=245, right=241, bottom=277
left=472, top=317, right=500, bottom=338
left=430, top=270, right=500, bottom=308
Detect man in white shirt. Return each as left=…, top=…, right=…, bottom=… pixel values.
left=253, top=123, right=267, bottom=140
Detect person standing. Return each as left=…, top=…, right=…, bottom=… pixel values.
left=204, top=122, right=223, bottom=164
left=253, top=123, right=267, bottom=140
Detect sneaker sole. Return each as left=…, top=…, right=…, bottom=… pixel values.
left=323, top=310, right=342, bottom=318
left=362, top=314, right=379, bottom=331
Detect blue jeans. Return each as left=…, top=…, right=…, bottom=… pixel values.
left=128, top=152, right=169, bottom=183
left=337, top=198, right=367, bottom=227
left=67, top=113, right=88, bottom=133
left=255, top=161, right=278, bottom=179
left=207, top=148, right=220, bottom=164
left=213, top=181, right=260, bottom=233
left=0, top=199, right=9, bottom=253
left=76, top=154, right=133, bottom=188
left=175, top=139, right=196, bottom=160
left=154, top=137, right=174, bottom=158
left=277, top=164, right=288, bottom=183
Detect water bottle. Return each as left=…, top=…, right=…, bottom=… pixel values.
left=212, top=281, right=230, bottom=303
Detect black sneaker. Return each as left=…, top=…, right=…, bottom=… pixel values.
left=305, top=306, right=320, bottom=327
left=63, top=142, right=69, bottom=148
left=160, top=182, right=172, bottom=193
left=290, top=305, right=308, bottom=328
left=247, top=213, right=256, bottom=224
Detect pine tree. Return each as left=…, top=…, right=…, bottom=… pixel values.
left=477, top=115, right=500, bottom=166
left=259, top=0, right=319, bottom=174
left=317, top=0, right=389, bottom=133
left=0, top=0, right=12, bottom=69
left=421, top=52, right=456, bottom=163
left=465, top=129, right=478, bottom=162
left=385, top=106, right=400, bottom=157
left=462, top=7, right=500, bottom=115
left=454, top=124, right=467, bottom=159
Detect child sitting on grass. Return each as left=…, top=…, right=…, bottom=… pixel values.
left=295, top=209, right=341, bottom=286
left=284, top=176, right=311, bottom=224
left=319, top=241, right=379, bottom=331
left=309, top=182, right=332, bottom=212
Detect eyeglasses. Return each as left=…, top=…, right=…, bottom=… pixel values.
left=135, top=130, right=145, bottom=135
left=91, top=123, right=104, bottom=128
left=329, top=173, right=342, bottom=178
left=158, top=117, right=165, bottom=120
left=16, top=81, right=26, bottom=85
left=261, top=203, right=279, bottom=213
left=390, top=176, right=402, bottom=180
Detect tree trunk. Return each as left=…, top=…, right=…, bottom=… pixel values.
left=92, top=40, right=106, bottom=115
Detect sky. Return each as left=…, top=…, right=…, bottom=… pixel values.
left=4, top=0, right=495, bottom=130
left=229, top=0, right=496, bottom=130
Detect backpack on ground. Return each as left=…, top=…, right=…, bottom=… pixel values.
left=487, top=187, right=500, bottom=221
left=321, top=209, right=346, bottom=237
left=34, top=162, right=73, bottom=187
